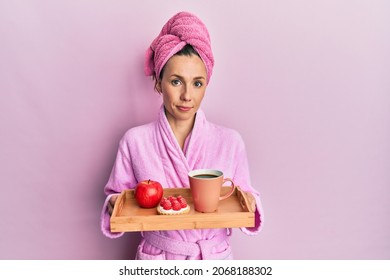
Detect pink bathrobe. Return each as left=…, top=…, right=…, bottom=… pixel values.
left=101, top=105, right=263, bottom=259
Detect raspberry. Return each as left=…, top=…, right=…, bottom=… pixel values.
left=162, top=200, right=172, bottom=210
left=172, top=200, right=181, bottom=211
left=160, top=197, right=167, bottom=206
left=180, top=200, right=187, bottom=208
left=177, top=196, right=186, bottom=203
left=168, top=196, right=176, bottom=203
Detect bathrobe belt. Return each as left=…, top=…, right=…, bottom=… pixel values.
left=142, top=229, right=231, bottom=259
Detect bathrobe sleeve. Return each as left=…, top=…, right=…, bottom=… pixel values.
left=100, top=136, right=137, bottom=239
left=231, top=133, right=264, bottom=235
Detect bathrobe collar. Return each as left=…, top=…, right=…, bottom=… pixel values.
left=157, top=105, right=208, bottom=187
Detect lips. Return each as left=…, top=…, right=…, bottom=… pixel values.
left=177, top=106, right=193, bottom=112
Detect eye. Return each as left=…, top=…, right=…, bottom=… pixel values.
left=171, top=79, right=182, bottom=86
left=194, top=81, right=203, bottom=88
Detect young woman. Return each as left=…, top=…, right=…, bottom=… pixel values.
left=101, top=11, right=263, bottom=260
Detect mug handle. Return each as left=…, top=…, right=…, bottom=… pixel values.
left=219, top=178, right=236, bottom=201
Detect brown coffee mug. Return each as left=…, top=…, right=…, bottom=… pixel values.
left=188, top=169, right=236, bottom=213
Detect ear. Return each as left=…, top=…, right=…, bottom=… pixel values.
left=155, top=80, right=162, bottom=94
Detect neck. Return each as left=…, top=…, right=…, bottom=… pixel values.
left=165, top=109, right=195, bottom=150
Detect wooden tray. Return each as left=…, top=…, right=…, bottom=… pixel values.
left=110, top=186, right=256, bottom=232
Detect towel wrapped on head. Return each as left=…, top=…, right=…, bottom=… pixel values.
left=144, top=11, right=214, bottom=84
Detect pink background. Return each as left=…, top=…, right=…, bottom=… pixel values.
left=1, top=0, right=389, bottom=259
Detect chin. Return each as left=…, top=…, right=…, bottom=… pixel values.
left=175, top=111, right=196, bottom=120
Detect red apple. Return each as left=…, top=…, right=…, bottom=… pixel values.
left=134, top=179, right=163, bottom=208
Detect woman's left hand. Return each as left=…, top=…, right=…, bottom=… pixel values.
left=107, top=195, right=119, bottom=216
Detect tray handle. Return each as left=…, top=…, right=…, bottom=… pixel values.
left=111, top=191, right=126, bottom=218
left=237, top=188, right=256, bottom=213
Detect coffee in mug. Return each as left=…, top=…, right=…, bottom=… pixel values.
left=193, top=174, right=218, bottom=179
left=188, top=169, right=236, bottom=213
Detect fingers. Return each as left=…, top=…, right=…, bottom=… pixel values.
left=109, top=195, right=118, bottom=206
left=108, top=195, right=119, bottom=216
left=108, top=201, right=113, bottom=216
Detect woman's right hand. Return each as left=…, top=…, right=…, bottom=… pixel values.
left=108, top=195, right=119, bottom=216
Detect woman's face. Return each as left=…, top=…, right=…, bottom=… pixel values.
left=157, top=54, right=207, bottom=124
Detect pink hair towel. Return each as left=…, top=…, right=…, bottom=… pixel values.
left=144, top=11, right=214, bottom=83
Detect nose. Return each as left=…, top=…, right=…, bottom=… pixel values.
left=180, top=85, right=192, bottom=102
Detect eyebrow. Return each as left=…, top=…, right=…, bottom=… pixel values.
left=170, top=74, right=206, bottom=80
